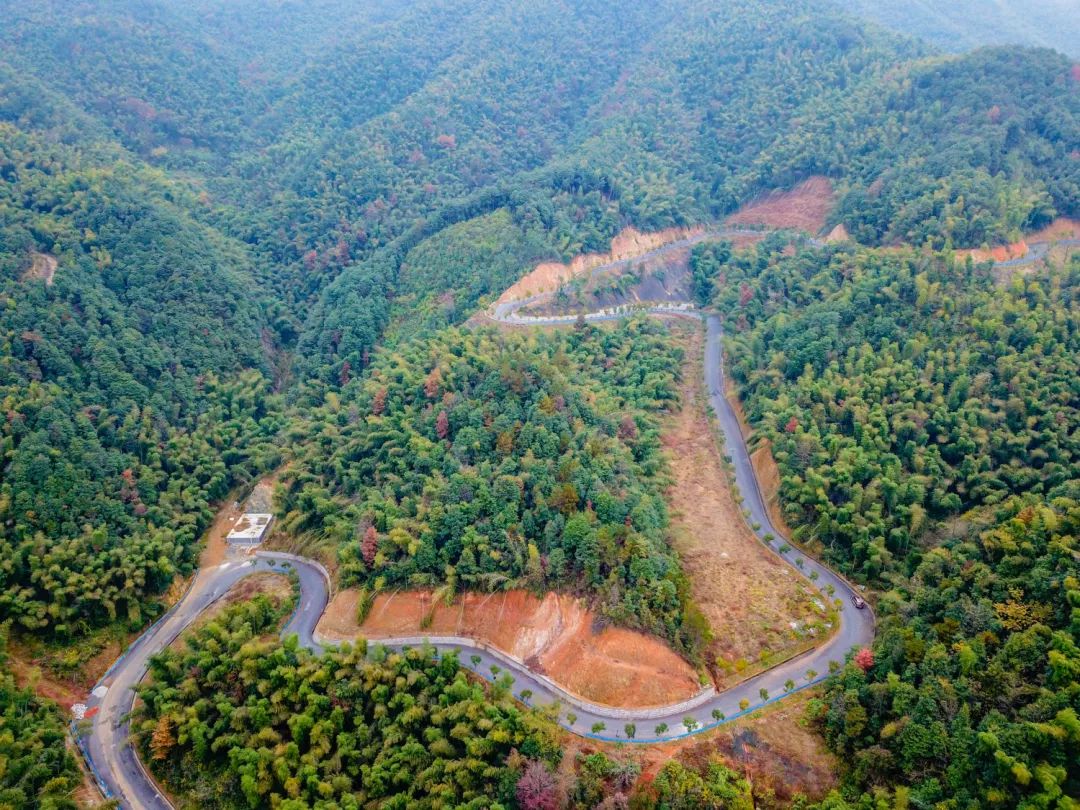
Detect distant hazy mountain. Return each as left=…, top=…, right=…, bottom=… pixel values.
left=837, top=0, right=1080, bottom=58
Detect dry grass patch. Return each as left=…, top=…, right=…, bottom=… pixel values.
left=662, top=323, right=827, bottom=684
left=726, top=176, right=835, bottom=234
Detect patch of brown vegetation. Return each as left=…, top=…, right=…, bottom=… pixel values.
left=498, top=226, right=704, bottom=304
left=629, top=688, right=837, bottom=802
left=726, top=177, right=835, bottom=235
left=22, top=252, right=58, bottom=285
left=318, top=588, right=701, bottom=708
left=824, top=223, right=850, bottom=243
left=663, top=325, right=822, bottom=680
left=1026, top=216, right=1080, bottom=243
left=7, top=655, right=84, bottom=712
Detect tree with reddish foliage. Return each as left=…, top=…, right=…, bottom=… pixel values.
left=302, top=249, right=319, bottom=272
left=436, top=410, right=450, bottom=440
left=617, top=414, right=638, bottom=440
left=738, top=282, right=754, bottom=307
left=516, top=760, right=557, bottom=810
left=424, top=367, right=441, bottom=399
left=361, top=525, right=378, bottom=566
left=372, top=387, right=387, bottom=416
left=339, top=360, right=352, bottom=387
left=785, top=416, right=799, bottom=433
left=854, top=647, right=874, bottom=672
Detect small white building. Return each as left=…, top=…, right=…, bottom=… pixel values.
left=227, top=513, right=274, bottom=546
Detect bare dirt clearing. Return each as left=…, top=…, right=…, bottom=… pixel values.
left=498, top=226, right=704, bottom=304
left=317, top=588, right=702, bottom=708
left=22, top=252, right=58, bottom=285
left=726, top=176, right=835, bottom=234
left=662, top=324, right=825, bottom=681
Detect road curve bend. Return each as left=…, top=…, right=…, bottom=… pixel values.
left=79, top=310, right=874, bottom=809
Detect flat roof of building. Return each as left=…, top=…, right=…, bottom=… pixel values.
left=227, top=513, right=273, bottom=543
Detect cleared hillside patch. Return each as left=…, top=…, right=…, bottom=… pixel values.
left=726, top=176, right=835, bottom=234
left=317, top=588, right=702, bottom=708
left=661, top=324, right=828, bottom=684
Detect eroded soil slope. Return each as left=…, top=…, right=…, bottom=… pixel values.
left=498, top=226, right=705, bottom=304
left=317, top=588, right=703, bottom=708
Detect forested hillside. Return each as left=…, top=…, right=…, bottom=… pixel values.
left=0, top=116, right=283, bottom=638
left=696, top=239, right=1080, bottom=804
left=0, top=0, right=1077, bottom=806
left=282, top=321, right=708, bottom=657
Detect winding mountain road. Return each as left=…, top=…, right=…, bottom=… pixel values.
left=80, top=281, right=874, bottom=808
left=78, top=223, right=1080, bottom=807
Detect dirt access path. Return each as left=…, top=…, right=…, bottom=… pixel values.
left=662, top=323, right=829, bottom=682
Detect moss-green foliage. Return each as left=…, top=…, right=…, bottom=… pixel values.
left=0, top=626, right=80, bottom=810
left=709, top=242, right=1078, bottom=577
left=0, top=123, right=284, bottom=635
left=136, top=597, right=561, bottom=809
left=281, top=320, right=706, bottom=655
left=647, top=759, right=754, bottom=809
left=810, top=498, right=1080, bottom=808
left=697, top=241, right=1080, bottom=805
left=758, top=48, right=1080, bottom=248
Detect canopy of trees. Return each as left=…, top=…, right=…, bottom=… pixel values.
left=281, top=320, right=708, bottom=657
left=136, top=596, right=561, bottom=809
left=0, top=626, right=80, bottom=809
left=696, top=238, right=1080, bottom=804
left=0, top=122, right=284, bottom=636
left=811, top=497, right=1080, bottom=807
left=707, top=240, right=1078, bottom=578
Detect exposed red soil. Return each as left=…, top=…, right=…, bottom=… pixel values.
left=498, top=226, right=705, bottom=304
left=1026, top=216, right=1080, bottom=242
left=317, top=588, right=702, bottom=708
left=726, top=176, right=835, bottom=235
left=962, top=240, right=1030, bottom=263
left=960, top=218, right=1080, bottom=263
left=7, top=655, right=84, bottom=712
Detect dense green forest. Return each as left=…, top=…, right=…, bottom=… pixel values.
left=135, top=596, right=562, bottom=809
left=813, top=497, right=1080, bottom=808
left=0, top=0, right=1078, bottom=806
left=707, top=242, right=1078, bottom=575
left=0, top=626, right=80, bottom=809
left=695, top=239, right=1080, bottom=803
left=281, top=320, right=708, bottom=657
left=0, top=120, right=284, bottom=638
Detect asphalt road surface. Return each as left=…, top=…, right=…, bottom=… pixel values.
left=80, top=306, right=874, bottom=808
